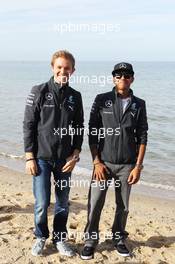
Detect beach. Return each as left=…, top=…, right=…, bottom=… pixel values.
left=1, top=0, right=175, bottom=262
left=0, top=165, right=174, bottom=264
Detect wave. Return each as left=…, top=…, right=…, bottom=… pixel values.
left=73, top=167, right=175, bottom=192
left=0, top=152, right=25, bottom=160
left=138, top=180, right=175, bottom=192
left=0, top=152, right=175, bottom=192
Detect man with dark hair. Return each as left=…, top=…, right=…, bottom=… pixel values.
left=81, top=62, right=148, bottom=260
left=23, top=50, right=84, bottom=257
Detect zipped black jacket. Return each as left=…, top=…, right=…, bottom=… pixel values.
left=89, top=88, right=148, bottom=164
left=23, top=77, right=84, bottom=160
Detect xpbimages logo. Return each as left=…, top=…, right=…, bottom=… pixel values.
left=53, top=126, right=120, bottom=138
left=53, top=22, right=120, bottom=35
left=53, top=231, right=121, bottom=242
left=53, top=178, right=121, bottom=190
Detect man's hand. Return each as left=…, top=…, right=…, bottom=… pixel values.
left=62, top=155, right=77, bottom=173
left=25, top=160, right=38, bottom=176
left=93, top=162, right=110, bottom=181
left=127, top=167, right=141, bottom=185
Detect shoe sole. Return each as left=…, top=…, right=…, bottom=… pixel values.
left=80, top=254, right=94, bottom=260
left=116, top=251, right=130, bottom=257
left=59, top=252, right=76, bottom=257
left=31, top=251, right=43, bottom=257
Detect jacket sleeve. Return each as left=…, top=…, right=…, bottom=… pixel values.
left=23, top=86, right=41, bottom=153
left=72, top=92, right=84, bottom=151
left=136, top=101, right=148, bottom=145
left=88, top=95, right=103, bottom=146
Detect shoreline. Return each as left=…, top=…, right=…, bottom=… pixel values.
left=1, top=155, right=175, bottom=201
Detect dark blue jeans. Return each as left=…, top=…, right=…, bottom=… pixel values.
left=33, top=159, right=71, bottom=242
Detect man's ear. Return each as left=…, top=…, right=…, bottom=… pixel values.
left=131, top=77, right=134, bottom=83
left=113, top=77, right=116, bottom=85
left=69, top=67, right=75, bottom=78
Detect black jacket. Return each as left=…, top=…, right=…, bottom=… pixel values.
left=23, top=77, right=84, bottom=160
left=89, top=88, right=148, bottom=164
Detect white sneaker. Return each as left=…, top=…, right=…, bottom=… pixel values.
left=31, top=237, right=46, bottom=256
left=55, top=241, right=75, bottom=257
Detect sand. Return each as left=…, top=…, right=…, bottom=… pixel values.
left=0, top=165, right=175, bottom=264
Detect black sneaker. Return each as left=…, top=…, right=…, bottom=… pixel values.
left=80, top=246, right=95, bottom=260
left=114, top=240, right=130, bottom=257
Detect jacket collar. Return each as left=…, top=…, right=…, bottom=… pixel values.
left=48, top=76, right=69, bottom=94
left=112, top=87, right=134, bottom=98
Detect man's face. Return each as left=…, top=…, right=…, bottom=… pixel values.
left=113, top=71, right=134, bottom=91
left=52, top=57, right=75, bottom=85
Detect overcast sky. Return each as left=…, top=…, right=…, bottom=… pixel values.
left=0, top=0, right=175, bottom=61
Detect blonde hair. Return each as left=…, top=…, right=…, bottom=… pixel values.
left=51, top=50, right=75, bottom=68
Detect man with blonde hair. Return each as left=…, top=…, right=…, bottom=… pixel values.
left=23, top=50, right=84, bottom=257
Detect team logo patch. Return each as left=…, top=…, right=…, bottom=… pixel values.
left=130, top=103, right=137, bottom=117
left=105, top=100, right=112, bottom=108
left=68, top=95, right=74, bottom=104
left=131, top=103, right=137, bottom=110
left=119, top=63, right=127, bottom=69
left=68, top=105, right=74, bottom=111
left=45, top=92, right=53, bottom=100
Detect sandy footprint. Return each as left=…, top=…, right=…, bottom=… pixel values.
left=0, top=214, right=14, bottom=223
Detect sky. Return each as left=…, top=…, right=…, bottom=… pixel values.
left=0, top=0, right=175, bottom=61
